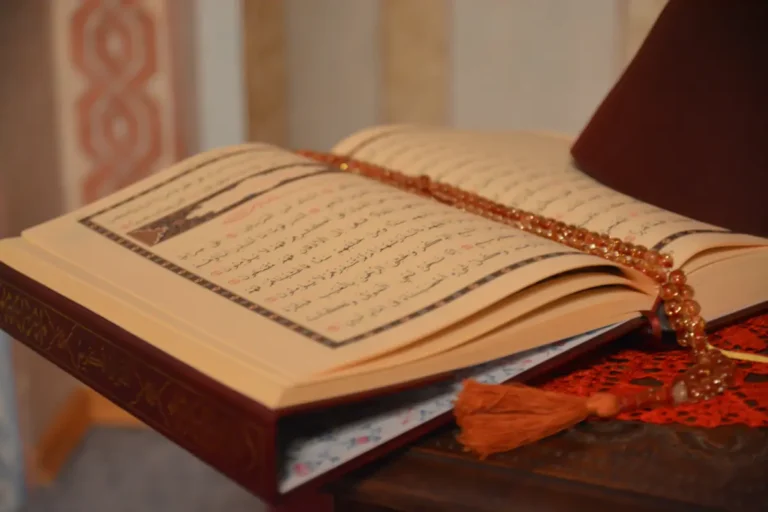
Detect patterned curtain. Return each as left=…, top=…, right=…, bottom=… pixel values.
left=50, top=0, right=192, bottom=210
left=0, top=1, right=193, bottom=509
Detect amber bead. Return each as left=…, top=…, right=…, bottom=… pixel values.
left=679, top=284, right=695, bottom=300
left=669, top=269, right=687, bottom=286
left=660, top=283, right=679, bottom=300
left=682, top=315, right=707, bottom=335
left=618, top=242, right=633, bottom=256
left=519, top=214, right=534, bottom=228
left=669, top=315, right=686, bottom=331
left=640, top=249, right=656, bottom=264
left=664, top=298, right=683, bottom=317
left=681, top=299, right=701, bottom=317
left=658, top=253, right=674, bottom=268
left=651, top=268, right=668, bottom=283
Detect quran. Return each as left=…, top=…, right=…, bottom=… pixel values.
left=1, top=125, right=767, bottom=505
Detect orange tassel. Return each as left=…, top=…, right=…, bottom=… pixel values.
left=454, top=379, right=622, bottom=458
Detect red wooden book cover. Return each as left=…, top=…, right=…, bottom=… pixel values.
left=0, top=260, right=652, bottom=506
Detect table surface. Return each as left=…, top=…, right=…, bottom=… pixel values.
left=330, top=416, right=768, bottom=512
left=325, top=315, right=768, bottom=512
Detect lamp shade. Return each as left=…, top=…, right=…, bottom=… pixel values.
left=572, top=0, right=768, bottom=237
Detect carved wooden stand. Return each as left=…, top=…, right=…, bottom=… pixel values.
left=268, top=491, right=334, bottom=512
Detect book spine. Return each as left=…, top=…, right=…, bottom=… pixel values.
left=0, top=264, right=279, bottom=501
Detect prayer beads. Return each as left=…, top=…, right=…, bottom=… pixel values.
left=297, top=150, right=736, bottom=412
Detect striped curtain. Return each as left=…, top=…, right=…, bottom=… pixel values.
left=242, top=0, right=667, bottom=150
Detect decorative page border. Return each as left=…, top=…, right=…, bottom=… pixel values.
left=122, top=162, right=330, bottom=246
left=80, top=214, right=575, bottom=348
left=77, top=151, right=581, bottom=348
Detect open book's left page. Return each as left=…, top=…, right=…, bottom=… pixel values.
left=3, top=143, right=640, bottom=408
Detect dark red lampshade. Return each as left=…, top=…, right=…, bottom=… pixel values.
left=571, top=0, right=768, bottom=238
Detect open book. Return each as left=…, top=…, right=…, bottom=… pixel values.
left=1, top=125, right=766, bottom=503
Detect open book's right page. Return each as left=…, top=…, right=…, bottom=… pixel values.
left=333, top=125, right=768, bottom=321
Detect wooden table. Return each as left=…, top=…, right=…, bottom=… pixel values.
left=329, top=418, right=768, bottom=511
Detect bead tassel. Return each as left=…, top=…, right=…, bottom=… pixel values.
left=297, top=150, right=738, bottom=457
left=454, top=381, right=622, bottom=458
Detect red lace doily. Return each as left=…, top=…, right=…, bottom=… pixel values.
left=542, top=314, right=768, bottom=428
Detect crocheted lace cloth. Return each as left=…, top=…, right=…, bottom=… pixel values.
left=543, top=314, right=768, bottom=427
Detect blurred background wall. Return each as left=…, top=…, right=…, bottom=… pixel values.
left=0, top=0, right=666, bottom=509
left=241, top=0, right=667, bottom=150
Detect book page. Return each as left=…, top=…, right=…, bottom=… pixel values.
left=333, top=125, right=768, bottom=267
left=20, top=143, right=632, bottom=385
left=279, top=323, right=620, bottom=492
